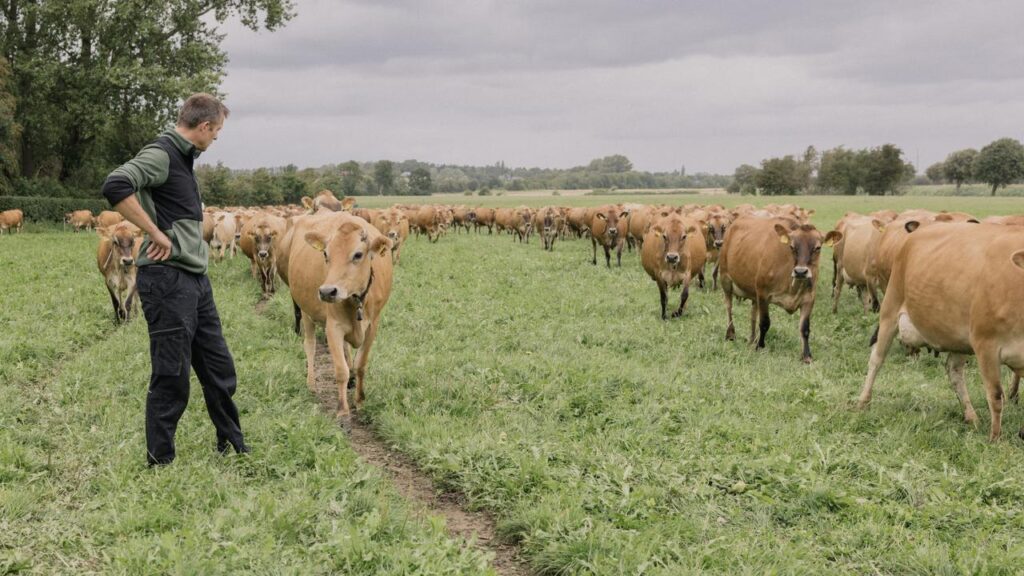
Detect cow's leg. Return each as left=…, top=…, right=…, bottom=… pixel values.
left=756, top=299, right=771, bottom=349
left=672, top=277, right=691, bottom=318
left=325, top=322, right=352, bottom=417
left=857, top=300, right=900, bottom=408
left=591, top=237, right=597, bottom=265
left=945, top=353, right=979, bottom=425
left=301, top=313, right=317, bottom=391
left=831, top=272, right=843, bottom=313
left=748, top=298, right=758, bottom=345
left=658, top=282, right=668, bottom=320
left=1009, top=371, right=1021, bottom=404
left=352, top=320, right=381, bottom=409
left=293, top=300, right=302, bottom=335
left=799, top=301, right=813, bottom=363
left=712, top=262, right=720, bottom=291
left=615, top=241, right=623, bottom=267
left=724, top=283, right=736, bottom=341
left=604, top=244, right=612, bottom=268
left=107, top=286, right=121, bottom=323
left=975, top=348, right=1004, bottom=441
left=868, top=283, right=880, bottom=313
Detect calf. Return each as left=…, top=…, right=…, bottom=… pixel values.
left=372, top=207, right=410, bottom=263
left=288, top=213, right=394, bottom=417
left=858, top=223, right=1024, bottom=440
left=719, top=217, right=841, bottom=362
left=703, top=210, right=732, bottom=290
left=536, top=206, right=563, bottom=251
left=641, top=213, right=707, bottom=319
left=66, top=210, right=93, bottom=232
left=96, top=222, right=142, bottom=323
left=240, top=213, right=287, bottom=295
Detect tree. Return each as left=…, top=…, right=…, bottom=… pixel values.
left=196, top=162, right=232, bottom=206
left=276, top=164, right=310, bottom=204
left=339, top=161, right=362, bottom=196
left=942, top=149, right=977, bottom=193
left=925, top=162, right=945, bottom=184
left=409, top=167, right=432, bottom=195
left=435, top=167, right=469, bottom=193
left=373, top=160, right=395, bottom=195
left=0, top=56, right=18, bottom=194
left=726, top=164, right=759, bottom=195
left=1, top=1, right=294, bottom=191
left=756, top=156, right=806, bottom=196
left=587, top=154, right=633, bottom=173
left=860, top=144, right=907, bottom=196
left=972, top=139, right=1024, bottom=196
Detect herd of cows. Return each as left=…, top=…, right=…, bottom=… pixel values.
left=6, top=189, right=1024, bottom=441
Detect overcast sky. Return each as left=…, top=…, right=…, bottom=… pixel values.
left=199, top=0, right=1024, bottom=174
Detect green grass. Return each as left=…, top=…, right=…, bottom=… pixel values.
left=5, top=195, right=1024, bottom=574
left=0, top=233, right=492, bottom=575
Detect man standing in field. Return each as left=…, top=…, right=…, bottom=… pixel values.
left=101, top=93, right=249, bottom=466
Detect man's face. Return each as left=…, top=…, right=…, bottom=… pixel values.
left=194, top=119, right=224, bottom=151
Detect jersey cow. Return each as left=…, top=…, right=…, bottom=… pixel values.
left=96, top=222, right=143, bottom=323
left=641, top=213, right=707, bottom=319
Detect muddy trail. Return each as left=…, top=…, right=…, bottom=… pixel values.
left=309, top=342, right=531, bottom=575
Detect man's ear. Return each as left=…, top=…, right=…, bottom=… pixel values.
left=305, top=231, right=327, bottom=252
left=774, top=223, right=790, bottom=245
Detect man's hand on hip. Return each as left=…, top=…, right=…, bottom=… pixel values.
left=147, top=230, right=173, bottom=261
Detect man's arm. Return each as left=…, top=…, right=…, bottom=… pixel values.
left=101, top=145, right=173, bottom=261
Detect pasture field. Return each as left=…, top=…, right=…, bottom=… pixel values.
left=3, top=194, right=1024, bottom=574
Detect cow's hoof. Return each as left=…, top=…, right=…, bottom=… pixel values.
left=671, top=310, right=683, bottom=319
left=964, top=411, right=979, bottom=426
left=802, top=356, right=813, bottom=364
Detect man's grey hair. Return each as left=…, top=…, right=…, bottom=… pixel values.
left=177, top=93, right=230, bottom=129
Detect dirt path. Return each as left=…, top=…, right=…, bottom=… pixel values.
left=309, top=342, right=531, bottom=575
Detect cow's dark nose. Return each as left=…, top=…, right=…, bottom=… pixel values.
left=793, top=266, right=810, bottom=278
left=388, top=231, right=398, bottom=239
left=714, top=240, right=724, bottom=248
left=121, top=257, right=134, bottom=266
left=258, top=250, right=268, bottom=259
left=234, top=233, right=241, bottom=240
left=608, top=227, right=618, bottom=236
left=666, top=253, right=680, bottom=264
left=319, top=285, right=338, bottom=301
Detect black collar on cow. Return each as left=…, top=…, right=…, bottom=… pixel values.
left=352, top=267, right=374, bottom=321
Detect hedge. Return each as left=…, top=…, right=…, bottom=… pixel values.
left=0, top=196, right=111, bottom=222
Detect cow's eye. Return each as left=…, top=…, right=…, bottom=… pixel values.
left=813, top=246, right=821, bottom=253
left=353, top=251, right=364, bottom=261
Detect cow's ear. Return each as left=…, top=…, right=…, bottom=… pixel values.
left=132, top=227, right=144, bottom=237
left=871, top=219, right=885, bottom=232
left=1013, top=250, right=1024, bottom=270
left=967, top=218, right=980, bottom=224
left=651, top=224, right=665, bottom=235
left=806, top=209, right=815, bottom=216
left=595, top=213, right=607, bottom=220
left=269, top=229, right=279, bottom=238
left=370, top=235, right=392, bottom=257
left=823, top=230, right=843, bottom=247
left=686, top=224, right=698, bottom=235
left=619, top=211, right=630, bottom=219
left=774, top=223, right=791, bottom=245
left=96, top=226, right=111, bottom=239
left=305, top=231, right=327, bottom=252
left=905, top=220, right=920, bottom=233
left=301, top=196, right=314, bottom=210
left=216, top=214, right=225, bottom=223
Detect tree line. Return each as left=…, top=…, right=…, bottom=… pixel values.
left=730, top=138, right=1024, bottom=196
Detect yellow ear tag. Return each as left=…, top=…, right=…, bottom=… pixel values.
left=779, top=235, right=790, bottom=245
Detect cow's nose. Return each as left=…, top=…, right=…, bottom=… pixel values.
left=234, top=233, right=241, bottom=240
left=714, top=240, right=724, bottom=248
left=318, top=285, right=339, bottom=301
left=121, top=257, right=134, bottom=266
left=666, top=253, right=680, bottom=264
left=608, top=228, right=618, bottom=236
left=793, top=266, right=810, bottom=278
left=388, top=231, right=398, bottom=239
left=258, top=250, right=268, bottom=259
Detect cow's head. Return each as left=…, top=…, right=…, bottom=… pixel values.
left=247, top=225, right=279, bottom=261
left=774, top=223, right=841, bottom=280
left=595, top=207, right=629, bottom=238
left=383, top=212, right=408, bottom=245
left=706, top=213, right=730, bottom=249
left=652, top=215, right=698, bottom=269
left=305, top=221, right=391, bottom=304
left=99, top=224, right=142, bottom=269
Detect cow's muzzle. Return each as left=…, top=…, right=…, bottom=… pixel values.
left=388, top=231, right=398, bottom=240
left=792, top=266, right=811, bottom=279
left=258, top=250, right=269, bottom=260
left=318, top=285, right=344, bottom=302
left=665, top=253, right=680, bottom=265
left=608, top=228, right=618, bottom=236
left=121, top=257, right=134, bottom=266
left=714, top=240, right=724, bottom=248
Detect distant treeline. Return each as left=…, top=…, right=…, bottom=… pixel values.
left=730, top=138, right=1024, bottom=196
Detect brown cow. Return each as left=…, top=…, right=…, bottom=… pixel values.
left=288, top=213, right=394, bottom=417
left=535, top=206, right=563, bottom=251
left=982, top=215, right=1024, bottom=226
left=96, top=222, right=143, bottom=323
left=566, top=207, right=590, bottom=238
left=703, top=210, right=732, bottom=290
left=494, top=207, right=516, bottom=235
left=832, top=215, right=885, bottom=312
left=413, top=205, right=443, bottom=242
left=239, top=213, right=287, bottom=295
left=95, top=210, right=124, bottom=229
left=0, top=209, right=24, bottom=234
left=719, top=217, right=841, bottom=362
left=512, top=206, right=534, bottom=243
left=867, top=210, right=978, bottom=295
left=589, top=205, right=630, bottom=267
left=858, top=223, right=1024, bottom=440
left=210, top=211, right=238, bottom=262
left=202, top=212, right=216, bottom=243
left=66, top=210, right=93, bottom=232
left=641, top=213, right=707, bottom=319
left=372, top=207, right=410, bottom=264
left=473, top=207, right=495, bottom=234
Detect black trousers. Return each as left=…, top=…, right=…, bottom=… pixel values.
left=137, top=265, right=247, bottom=465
